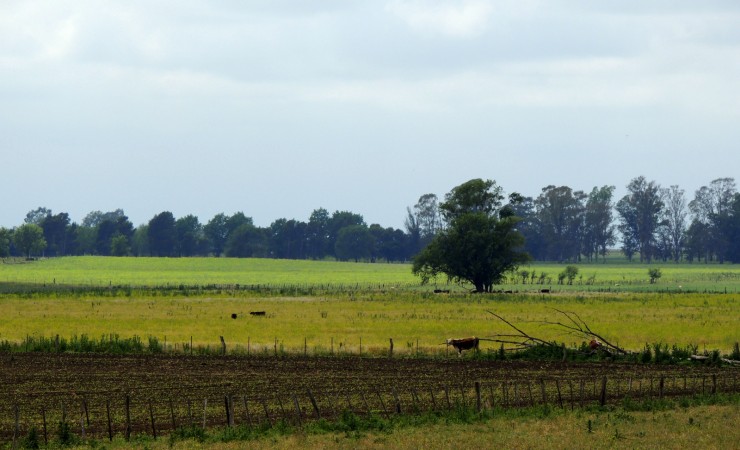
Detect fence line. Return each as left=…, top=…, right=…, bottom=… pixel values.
left=2, top=373, right=737, bottom=444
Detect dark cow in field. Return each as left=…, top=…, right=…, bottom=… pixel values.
left=446, top=337, right=480, bottom=356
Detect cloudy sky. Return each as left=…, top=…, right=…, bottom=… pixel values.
left=2, top=1, right=739, bottom=229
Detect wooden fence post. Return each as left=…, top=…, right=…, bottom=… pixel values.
left=389, top=338, right=394, bottom=358
left=568, top=381, right=574, bottom=410
left=712, top=374, right=717, bottom=394
left=125, top=395, right=131, bottom=441
left=292, top=395, right=302, bottom=427
left=345, top=392, right=353, bottom=411
left=391, top=387, right=402, bottom=414
left=489, top=385, right=496, bottom=410
left=375, top=389, right=388, bottom=417
left=307, top=389, right=320, bottom=419
left=540, top=379, right=547, bottom=405
left=82, top=397, right=90, bottom=428
left=261, top=398, right=272, bottom=425
left=12, top=404, right=19, bottom=450
left=599, top=377, right=608, bottom=407
left=361, top=392, right=371, bottom=414
left=149, top=400, right=157, bottom=440
left=475, top=382, right=482, bottom=413
left=187, top=399, right=193, bottom=427
left=556, top=380, right=564, bottom=409
left=220, top=336, right=226, bottom=356
left=502, top=382, right=508, bottom=408
left=659, top=377, right=665, bottom=399
left=243, top=396, right=252, bottom=426
left=224, top=396, right=232, bottom=427
left=203, top=399, right=208, bottom=429
left=106, top=400, right=112, bottom=442
left=41, top=406, right=48, bottom=445
left=169, top=398, right=177, bottom=430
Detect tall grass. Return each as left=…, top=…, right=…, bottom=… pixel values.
left=1, top=292, right=737, bottom=353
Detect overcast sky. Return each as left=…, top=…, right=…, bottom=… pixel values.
left=2, top=1, right=739, bottom=229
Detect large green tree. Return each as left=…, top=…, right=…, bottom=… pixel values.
left=689, top=177, right=736, bottom=263
left=175, top=215, right=204, bottom=257
left=616, top=176, right=663, bottom=262
left=534, top=185, right=586, bottom=262
left=148, top=212, right=177, bottom=257
left=0, top=227, right=12, bottom=257
left=412, top=179, right=529, bottom=293
left=335, top=224, right=373, bottom=262
left=583, top=185, right=616, bottom=263
left=13, top=223, right=47, bottom=258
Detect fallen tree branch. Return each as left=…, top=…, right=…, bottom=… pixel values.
left=484, top=310, right=559, bottom=351
left=544, top=307, right=631, bottom=355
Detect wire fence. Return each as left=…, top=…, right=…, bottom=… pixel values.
left=2, top=372, right=737, bottom=445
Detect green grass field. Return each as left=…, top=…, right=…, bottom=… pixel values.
left=1, top=291, right=738, bottom=354
left=0, top=257, right=417, bottom=288
left=1, top=257, right=739, bottom=354
left=1, top=256, right=739, bottom=292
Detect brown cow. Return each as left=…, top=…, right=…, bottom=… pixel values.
left=446, top=337, right=480, bottom=356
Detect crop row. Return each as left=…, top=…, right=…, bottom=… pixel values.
left=1, top=353, right=737, bottom=443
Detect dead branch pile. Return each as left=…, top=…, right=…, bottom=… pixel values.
left=482, top=309, right=630, bottom=356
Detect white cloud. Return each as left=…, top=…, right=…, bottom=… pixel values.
left=385, top=0, right=495, bottom=38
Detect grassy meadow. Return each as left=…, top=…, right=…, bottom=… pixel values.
left=1, top=256, right=739, bottom=353
left=1, top=291, right=738, bottom=354
left=1, top=256, right=739, bottom=293
left=0, top=256, right=417, bottom=288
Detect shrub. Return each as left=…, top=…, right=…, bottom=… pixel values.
left=56, top=421, right=74, bottom=446
left=640, top=344, right=652, bottom=363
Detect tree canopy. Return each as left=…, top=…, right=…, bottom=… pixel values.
left=412, top=179, right=530, bottom=292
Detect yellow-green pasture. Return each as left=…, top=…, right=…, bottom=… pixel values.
left=1, top=291, right=737, bottom=354
left=0, top=256, right=417, bottom=287
left=1, top=256, right=739, bottom=292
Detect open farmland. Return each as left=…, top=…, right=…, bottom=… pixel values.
left=1, top=292, right=738, bottom=354
left=1, top=256, right=739, bottom=446
left=1, top=353, right=737, bottom=443
left=1, top=256, right=740, bottom=293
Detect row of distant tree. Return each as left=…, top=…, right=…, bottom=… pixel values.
left=1, top=208, right=410, bottom=262
left=1, top=176, right=738, bottom=263
left=405, top=176, right=739, bottom=264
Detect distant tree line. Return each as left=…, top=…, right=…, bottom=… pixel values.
left=0, top=208, right=411, bottom=262
left=405, top=176, right=739, bottom=264
left=1, top=176, right=738, bottom=263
